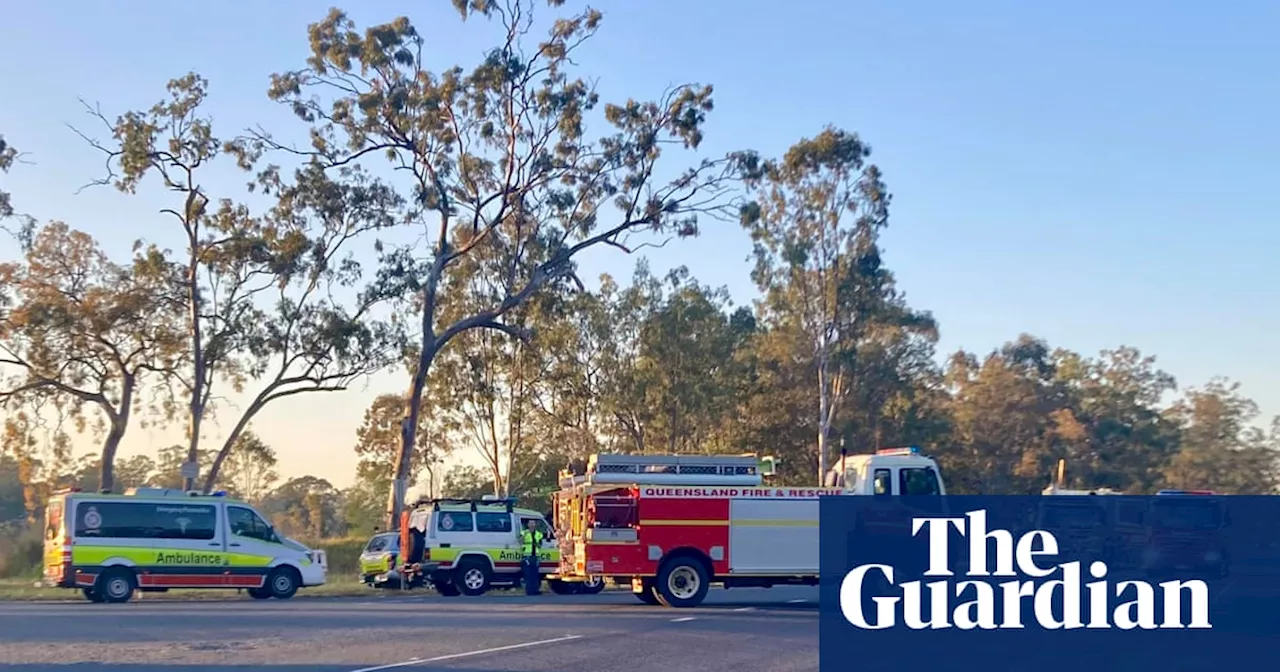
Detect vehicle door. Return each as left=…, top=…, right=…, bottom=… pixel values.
left=474, top=510, right=518, bottom=569
left=518, top=515, right=558, bottom=574
left=224, top=504, right=286, bottom=588
left=431, top=509, right=477, bottom=570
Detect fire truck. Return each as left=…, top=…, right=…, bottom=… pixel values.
left=551, top=447, right=946, bottom=608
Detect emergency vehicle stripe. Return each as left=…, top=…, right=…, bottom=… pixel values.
left=639, top=519, right=730, bottom=526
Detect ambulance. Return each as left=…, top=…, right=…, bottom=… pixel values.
left=394, top=496, right=606, bottom=596
left=552, top=447, right=946, bottom=607
left=42, top=487, right=326, bottom=603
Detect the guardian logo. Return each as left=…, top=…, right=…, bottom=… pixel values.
left=840, top=510, right=1211, bottom=630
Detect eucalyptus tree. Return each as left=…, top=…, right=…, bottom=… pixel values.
left=257, top=0, right=756, bottom=527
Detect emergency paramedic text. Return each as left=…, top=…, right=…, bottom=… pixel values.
left=839, top=509, right=1212, bottom=630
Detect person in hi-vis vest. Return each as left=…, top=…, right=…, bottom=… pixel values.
left=520, top=519, right=544, bottom=595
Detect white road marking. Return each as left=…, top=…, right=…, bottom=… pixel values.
left=670, top=616, right=697, bottom=622
left=733, top=607, right=754, bottom=612
left=346, top=635, right=583, bottom=672
left=787, top=599, right=806, bottom=604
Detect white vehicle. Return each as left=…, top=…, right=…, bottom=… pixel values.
left=398, top=496, right=605, bottom=596
left=42, top=487, right=326, bottom=603
left=553, top=447, right=947, bottom=607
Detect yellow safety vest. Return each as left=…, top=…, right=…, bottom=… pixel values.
left=520, top=529, right=544, bottom=556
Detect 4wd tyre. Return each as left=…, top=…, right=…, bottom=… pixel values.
left=454, top=559, right=492, bottom=596
left=433, top=579, right=461, bottom=596
left=96, top=568, right=136, bottom=604
left=247, top=587, right=272, bottom=600
left=267, top=567, right=300, bottom=600
left=655, top=557, right=709, bottom=608
left=578, top=576, right=606, bottom=595
left=82, top=587, right=105, bottom=603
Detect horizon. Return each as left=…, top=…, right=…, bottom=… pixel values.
left=1, top=0, right=1277, bottom=489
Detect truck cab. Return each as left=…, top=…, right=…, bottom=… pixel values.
left=824, top=447, right=947, bottom=496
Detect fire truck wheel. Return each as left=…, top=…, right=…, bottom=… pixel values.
left=548, top=579, right=577, bottom=595
left=656, top=557, right=709, bottom=608
left=454, top=559, right=492, bottom=596
left=433, top=580, right=461, bottom=596
left=578, top=576, right=606, bottom=594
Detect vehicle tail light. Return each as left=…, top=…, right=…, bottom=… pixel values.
left=60, top=544, right=73, bottom=583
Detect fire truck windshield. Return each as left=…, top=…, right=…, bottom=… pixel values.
left=1149, top=500, right=1223, bottom=529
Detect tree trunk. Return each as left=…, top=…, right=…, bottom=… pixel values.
left=386, top=340, right=437, bottom=530
left=202, top=394, right=263, bottom=494
left=816, top=354, right=832, bottom=486
left=99, top=373, right=135, bottom=493
left=182, top=237, right=206, bottom=492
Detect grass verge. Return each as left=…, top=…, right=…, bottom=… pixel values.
left=0, top=577, right=378, bottom=602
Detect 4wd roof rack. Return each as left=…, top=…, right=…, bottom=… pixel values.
left=410, top=496, right=517, bottom=513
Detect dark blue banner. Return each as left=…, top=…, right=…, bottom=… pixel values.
left=819, top=495, right=1280, bottom=671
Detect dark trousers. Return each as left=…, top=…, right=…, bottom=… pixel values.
left=522, top=556, right=541, bottom=595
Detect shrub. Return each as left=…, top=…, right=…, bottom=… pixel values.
left=0, top=524, right=42, bottom=579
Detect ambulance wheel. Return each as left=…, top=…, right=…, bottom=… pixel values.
left=267, top=567, right=300, bottom=600
left=454, top=559, right=491, bottom=596
left=433, top=580, right=461, bottom=596
left=96, top=568, right=136, bottom=604
left=82, top=587, right=105, bottom=603
left=579, top=576, right=606, bottom=594
left=656, top=557, right=709, bottom=608
left=247, top=587, right=272, bottom=600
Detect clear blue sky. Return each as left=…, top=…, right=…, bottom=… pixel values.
left=1, top=1, right=1277, bottom=488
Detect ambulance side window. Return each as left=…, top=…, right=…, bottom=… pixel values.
left=476, top=512, right=513, bottom=533
left=436, top=511, right=474, bottom=533
left=873, top=469, right=891, bottom=496
left=228, top=506, right=279, bottom=544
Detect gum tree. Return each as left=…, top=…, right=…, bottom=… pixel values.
left=0, top=222, right=184, bottom=492
left=258, top=0, right=755, bottom=527
left=75, top=75, right=402, bottom=492
left=741, top=127, right=898, bottom=483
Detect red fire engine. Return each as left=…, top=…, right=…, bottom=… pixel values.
left=552, top=448, right=946, bottom=607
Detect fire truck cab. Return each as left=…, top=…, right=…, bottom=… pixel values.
left=552, top=448, right=945, bottom=608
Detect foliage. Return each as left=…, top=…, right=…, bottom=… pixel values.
left=0, top=2, right=1276, bottom=557
left=216, top=431, right=280, bottom=502
left=0, top=222, right=183, bottom=492
left=72, top=73, right=402, bottom=494
left=255, top=0, right=755, bottom=526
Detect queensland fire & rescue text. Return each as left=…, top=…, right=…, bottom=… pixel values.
left=839, top=510, right=1211, bottom=630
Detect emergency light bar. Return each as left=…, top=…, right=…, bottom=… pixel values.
left=876, top=446, right=920, bottom=456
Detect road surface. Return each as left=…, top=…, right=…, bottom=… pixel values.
left=0, top=586, right=819, bottom=671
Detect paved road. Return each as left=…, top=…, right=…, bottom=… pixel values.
left=0, top=587, right=819, bottom=671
